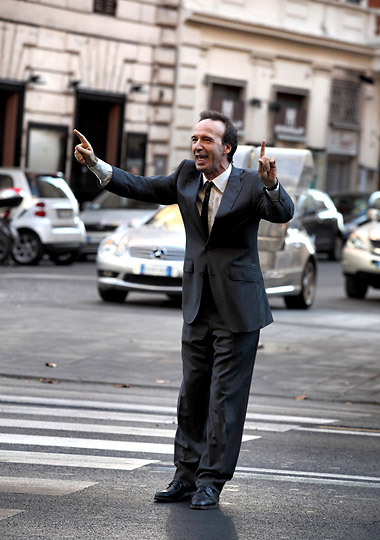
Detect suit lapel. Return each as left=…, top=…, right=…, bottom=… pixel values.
left=214, top=165, right=243, bottom=220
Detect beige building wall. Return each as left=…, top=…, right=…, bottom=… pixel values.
left=0, top=0, right=179, bottom=186
left=170, top=0, right=380, bottom=192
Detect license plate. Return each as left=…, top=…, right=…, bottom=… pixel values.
left=86, top=236, right=92, bottom=243
left=375, top=260, right=380, bottom=269
left=57, top=209, right=73, bottom=218
left=141, top=264, right=171, bottom=277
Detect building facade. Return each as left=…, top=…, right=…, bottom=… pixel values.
left=0, top=0, right=179, bottom=203
left=0, top=0, right=380, bottom=202
left=170, top=0, right=380, bottom=194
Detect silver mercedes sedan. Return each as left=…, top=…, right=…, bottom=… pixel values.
left=96, top=204, right=317, bottom=309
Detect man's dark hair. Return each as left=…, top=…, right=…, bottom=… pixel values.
left=199, top=110, right=238, bottom=163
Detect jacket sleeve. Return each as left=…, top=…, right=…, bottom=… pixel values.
left=102, top=160, right=189, bottom=205
left=256, top=182, right=295, bottom=223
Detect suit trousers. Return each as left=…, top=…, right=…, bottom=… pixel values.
left=173, top=277, right=260, bottom=493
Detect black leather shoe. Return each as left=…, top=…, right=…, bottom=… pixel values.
left=190, top=486, right=219, bottom=510
left=154, top=481, right=196, bottom=502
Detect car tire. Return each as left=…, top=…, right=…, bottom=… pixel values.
left=12, top=229, right=43, bottom=265
left=284, top=259, right=317, bottom=309
left=98, top=286, right=128, bottom=303
left=49, top=251, right=80, bottom=265
left=345, top=276, right=368, bottom=299
left=328, top=235, right=343, bottom=261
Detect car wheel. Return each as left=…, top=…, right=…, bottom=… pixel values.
left=12, top=230, right=43, bottom=265
left=0, top=230, right=11, bottom=264
left=328, top=235, right=343, bottom=261
left=49, top=251, right=79, bottom=265
left=98, top=286, right=128, bottom=303
left=284, top=259, right=317, bottom=309
left=345, top=276, right=368, bottom=299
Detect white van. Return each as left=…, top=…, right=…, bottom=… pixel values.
left=233, top=145, right=314, bottom=188
left=232, top=145, right=318, bottom=308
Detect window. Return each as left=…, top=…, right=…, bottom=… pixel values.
left=125, top=133, right=147, bottom=175
left=94, top=0, right=117, bottom=16
left=28, top=176, right=70, bottom=199
left=329, top=80, right=360, bottom=128
left=0, top=175, right=13, bottom=189
left=209, top=83, right=245, bottom=131
left=26, top=123, right=67, bottom=174
left=273, top=91, right=307, bottom=142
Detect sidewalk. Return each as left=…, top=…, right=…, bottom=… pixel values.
left=1, top=309, right=379, bottom=406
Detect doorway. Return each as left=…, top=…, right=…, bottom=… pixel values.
left=0, top=82, right=24, bottom=166
left=71, top=90, right=125, bottom=205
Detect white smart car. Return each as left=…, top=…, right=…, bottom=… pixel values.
left=0, top=168, right=85, bottom=265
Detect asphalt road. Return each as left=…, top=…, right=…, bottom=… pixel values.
left=0, top=259, right=379, bottom=539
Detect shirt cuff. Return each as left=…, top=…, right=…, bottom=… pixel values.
left=88, top=158, right=113, bottom=187
left=264, top=180, right=280, bottom=201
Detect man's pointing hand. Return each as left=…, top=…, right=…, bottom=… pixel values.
left=258, top=140, right=277, bottom=188
left=73, top=129, right=97, bottom=168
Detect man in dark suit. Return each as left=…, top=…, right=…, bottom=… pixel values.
left=74, top=110, right=294, bottom=510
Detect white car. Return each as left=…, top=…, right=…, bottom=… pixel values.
left=96, top=204, right=318, bottom=309
left=341, top=192, right=380, bottom=299
left=0, top=168, right=85, bottom=265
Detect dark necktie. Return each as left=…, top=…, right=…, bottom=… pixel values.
left=201, top=181, right=213, bottom=235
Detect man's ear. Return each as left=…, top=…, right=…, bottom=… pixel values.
left=223, top=143, right=232, bottom=156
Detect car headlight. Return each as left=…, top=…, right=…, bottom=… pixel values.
left=115, top=236, right=130, bottom=256
left=346, top=233, right=367, bottom=250
left=98, top=237, right=118, bottom=256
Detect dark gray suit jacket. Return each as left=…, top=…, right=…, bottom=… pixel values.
left=106, top=159, right=294, bottom=332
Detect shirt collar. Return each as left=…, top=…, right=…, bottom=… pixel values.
left=202, top=163, right=232, bottom=193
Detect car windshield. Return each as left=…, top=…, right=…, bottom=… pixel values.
left=146, top=205, right=184, bottom=232
left=271, top=155, right=304, bottom=186
left=330, top=193, right=370, bottom=222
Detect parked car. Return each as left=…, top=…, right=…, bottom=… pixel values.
left=341, top=192, right=380, bottom=298
left=234, top=146, right=344, bottom=260
left=0, top=168, right=85, bottom=265
left=331, top=191, right=378, bottom=242
left=330, top=191, right=371, bottom=224
left=80, top=190, right=160, bottom=258
left=96, top=204, right=317, bottom=309
left=293, top=189, right=344, bottom=260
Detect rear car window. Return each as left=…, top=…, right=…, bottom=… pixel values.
left=0, top=175, right=14, bottom=189
left=29, top=176, right=70, bottom=199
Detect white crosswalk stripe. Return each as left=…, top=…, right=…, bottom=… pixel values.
left=0, top=393, right=344, bottom=518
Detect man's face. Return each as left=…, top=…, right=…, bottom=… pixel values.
left=191, top=119, right=232, bottom=180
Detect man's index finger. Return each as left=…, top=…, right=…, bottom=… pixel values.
left=260, top=140, right=266, bottom=158
left=74, top=129, right=88, bottom=145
